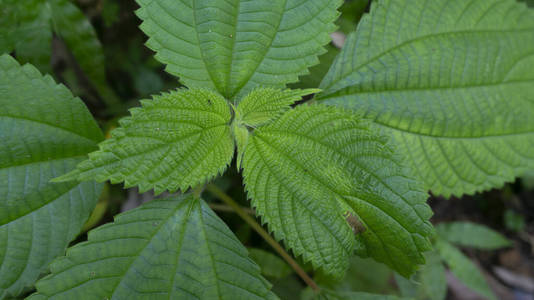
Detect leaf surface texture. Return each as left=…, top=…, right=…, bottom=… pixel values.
left=317, top=0, right=534, bottom=197
left=0, top=54, right=103, bottom=298
left=242, top=105, right=433, bottom=277
left=30, top=195, right=277, bottom=300
left=135, top=0, right=341, bottom=99
left=58, top=89, right=235, bottom=194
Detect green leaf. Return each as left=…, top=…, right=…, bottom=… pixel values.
left=289, top=45, right=340, bottom=90
left=248, top=248, right=292, bottom=280
left=316, top=256, right=394, bottom=294
left=394, top=251, right=447, bottom=300
left=419, top=251, right=447, bottom=300
left=0, top=0, right=117, bottom=105
left=0, top=0, right=53, bottom=73
left=436, top=239, right=496, bottom=300
left=436, top=222, right=512, bottom=250
left=0, top=54, right=103, bottom=298
left=316, top=0, right=534, bottom=197
left=30, top=194, right=277, bottom=299
left=322, top=290, right=409, bottom=300
left=50, top=0, right=119, bottom=105
left=56, top=88, right=235, bottom=195
left=242, top=105, right=433, bottom=277
left=135, top=0, right=342, bottom=100
left=236, top=88, right=320, bottom=127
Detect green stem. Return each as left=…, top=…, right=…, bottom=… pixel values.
left=206, top=183, right=320, bottom=292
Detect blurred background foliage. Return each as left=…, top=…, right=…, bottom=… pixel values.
left=1, top=0, right=533, bottom=299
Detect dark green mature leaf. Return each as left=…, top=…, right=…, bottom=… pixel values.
left=242, top=105, right=433, bottom=277
left=135, top=0, right=342, bottom=100
left=0, top=0, right=118, bottom=105
left=436, top=222, right=512, bottom=250
left=30, top=195, right=277, bottom=299
left=56, top=89, right=235, bottom=195
left=50, top=0, right=119, bottom=105
left=436, top=239, right=496, bottom=300
left=317, top=0, right=534, bottom=197
left=0, top=0, right=53, bottom=72
left=0, top=54, right=103, bottom=298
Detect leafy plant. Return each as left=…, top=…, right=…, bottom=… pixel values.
left=396, top=222, right=512, bottom=300
left=0, top=0, right=118, bottom=105
left=1, top=0, right=533, bottom=299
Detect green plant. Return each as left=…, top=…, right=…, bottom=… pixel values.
left=1, top=0, right=533, bottom=299
left=395, top=222, right=512, bottom=300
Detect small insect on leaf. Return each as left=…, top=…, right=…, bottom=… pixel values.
left=344, top=211, right=366, bottom=235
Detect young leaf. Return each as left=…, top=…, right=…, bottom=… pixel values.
left=0, top=54, right=103, bottom=298
left=436, top=239, right=497, bottom=300
left=236, top=88, right=320, bottom=127
left=29, top=195, right=277, bottom=299
left=316, top=0, right=534, bottom=197
left=135, top=0, right=342, bottom=100
left=241, top=105, right=433, bottom=277
left=56, top=89, right=235, bottom=195
left=436, top=222, right=512, bottom=250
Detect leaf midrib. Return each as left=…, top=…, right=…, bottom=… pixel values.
left=373, top=121, right=534, bottom=139
left=320, top=27, right=534, bottom=93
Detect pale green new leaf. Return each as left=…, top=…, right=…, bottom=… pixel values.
left=248, top=248, right=292, bottom=280
left=436, top=222, right=512, bottom=250
left=242, top=105, right=433, bottom=277
left=56, top=88, right=235, bottom=195
left=436, top=239, right=496, bottom=300
left=317, top=0, right=534, bottom=197
left=29, top=194, right=277, bottom=299
left=135, top=0, right=342, bottom=100
left=236, top=88, right=320, bottom=127
left=0, top=54, right=103, bottom=298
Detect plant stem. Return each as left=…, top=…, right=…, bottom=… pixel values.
left=205, top=183, right=320, bottom=292
left=209, top=203, right=255, bottom=215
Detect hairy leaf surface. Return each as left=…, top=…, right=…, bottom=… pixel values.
left=236, top=88, right=320, bottom=127
left=135, top=0, right=341, bottom=100
left=436, top=222, right=511, bottom=250
left=30, top=195, right=277, bottom=299
left=242, top=105, right=433, bottom=277
left=0, top=54, right=103, bottom=298
left=436, top=239, right=496, bottom=300
left=57, top=89, right=235, bottom=195
left=317, top=0, right=534, bottom=197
